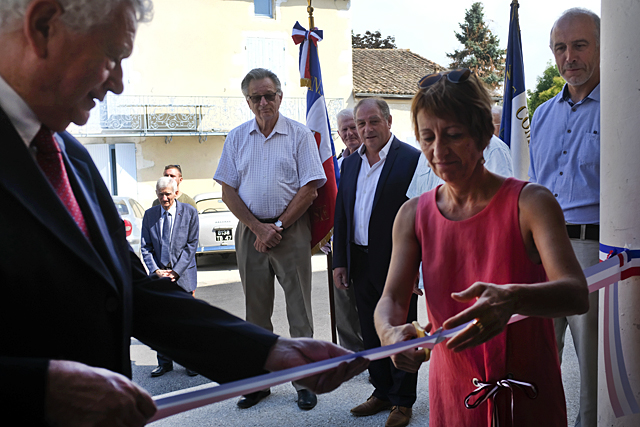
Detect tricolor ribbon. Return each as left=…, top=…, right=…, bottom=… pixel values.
left=599, top=245, right=640, bottom=418
left=292, top=21, right=322, bottom=88
left=150, top=249, right=640, bottom=422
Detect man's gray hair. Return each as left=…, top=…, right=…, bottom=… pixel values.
left=549, top=8, right=600, bottom=48
left=156, top=176, right=177, bottom=193
left=241, top=68, right=282, bottom=97
left=491, top=105, right=502, bottom=116
left=0, top=0, right=153, bottom=33
left=354, top=98, right=391, bottom=122
left=336, top=109, right=354, bottom=126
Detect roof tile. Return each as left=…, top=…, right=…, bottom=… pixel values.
left=353, top=49, right=446, bottom=96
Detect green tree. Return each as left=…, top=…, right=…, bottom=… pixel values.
left=527, top=61, right=564, bottom=117
left=446, top=2, right=505, bottom=90
left=352, top=30, right=396, bottom=49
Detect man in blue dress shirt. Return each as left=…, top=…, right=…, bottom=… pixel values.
left=529, top=8, right=601, bottom=427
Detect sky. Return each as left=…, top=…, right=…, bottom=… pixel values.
left=350, top=0, right=601, bottom=92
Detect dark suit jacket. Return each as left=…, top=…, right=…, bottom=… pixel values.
left=0, top=108, right=278, bottom=425
left=141, top=201, right=199, bottom=292
left=333, top=137, right=420, bottom=292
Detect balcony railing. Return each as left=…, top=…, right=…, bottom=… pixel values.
left=68, top=94, right=345, bottom=137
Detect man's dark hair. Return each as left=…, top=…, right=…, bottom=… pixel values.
left=164, top=164, right=182, bottom=176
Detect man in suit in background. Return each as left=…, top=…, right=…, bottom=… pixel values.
left=151, top=164, right=197, bottom=209
left=333, top=98, right=420, bottom=427
left=332, top=108, right=364, bottom=353
left=142, top=176, right=199, bottom=377
left=0, top=1, right=367, bottom=425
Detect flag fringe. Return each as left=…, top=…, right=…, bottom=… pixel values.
left=311, top=228, right=333, bottom=255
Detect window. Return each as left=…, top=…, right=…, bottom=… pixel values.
left=114, top=200, right=129, bottom=216
left=130, top=199, right=146, bottom=219
left=85, top=143, right=138, bottom=198
left=246, top=37, right=286, bottom=85
left=254, top=0, right=273, bottom=18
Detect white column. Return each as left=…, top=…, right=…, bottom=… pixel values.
left=598, top=0, right=640, bottom=425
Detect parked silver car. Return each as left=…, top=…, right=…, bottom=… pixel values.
left=112, top=195, right=145, bottom=258
left=194, top=192, right=238, bottom=258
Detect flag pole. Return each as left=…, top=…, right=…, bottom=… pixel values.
left=300, top=1, right=338, bottom=345
left=500, top=0, right=530, bottom=180
left=307, top=0, right=315, bottom=29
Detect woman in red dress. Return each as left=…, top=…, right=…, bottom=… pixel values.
left=374, top=69, right=589, bottom=427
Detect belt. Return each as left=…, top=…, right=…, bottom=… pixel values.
left=258, top=217, right=280, bottom=224
left=352, top=243, right=369, bottom=254
left=566, top=224, right=599, bottom=241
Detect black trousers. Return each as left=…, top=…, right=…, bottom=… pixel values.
left=157, top=287, right=195, bottom=367
left=350, top=244, right=418, bottom=407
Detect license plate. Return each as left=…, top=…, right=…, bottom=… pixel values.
left=215, top=229, right=232, bottom=241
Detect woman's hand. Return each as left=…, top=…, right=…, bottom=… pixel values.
left=442, top=281, right=517, bottom=352
left=379, top=322, right=431, bottom=373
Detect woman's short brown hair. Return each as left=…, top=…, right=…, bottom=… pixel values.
left=411, top=71, right=494, bottom=152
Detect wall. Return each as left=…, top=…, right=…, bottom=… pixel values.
left=128, top=0, right=352, bottom=101
left=76, top=0, right=354, bottom=207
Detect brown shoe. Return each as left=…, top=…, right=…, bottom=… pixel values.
left=385, top=406, right=412, bottom=427
left=350, top=395, right=393, bottom=416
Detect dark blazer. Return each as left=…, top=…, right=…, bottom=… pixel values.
left=333, top=136, right=420, bottom=292
left=0, top=108, right=278, bottom=425
left=141, top=201, right=199, bottom=292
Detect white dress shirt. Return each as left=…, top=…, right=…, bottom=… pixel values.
left=160, top=201, right=177, bottom=241
left=0, top=74, right=69, bottom=160
left=0, top=74, right=41, bottom=148
left=353, top=134, right=394, bottom=246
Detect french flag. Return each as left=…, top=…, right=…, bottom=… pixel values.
left=292, top=21, right=340, bottom=252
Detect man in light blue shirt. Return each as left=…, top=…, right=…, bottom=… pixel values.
left=529, top=8, right=601, bottom=427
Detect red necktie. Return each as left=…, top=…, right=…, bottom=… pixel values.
left=33, top=126, right=91, bottom=240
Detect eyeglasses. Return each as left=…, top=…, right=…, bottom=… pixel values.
left=164, top=164, right=182, bottom=174
left=418, top=68, right=471, bottom=89
left=247, top=92, right=279, bottom=104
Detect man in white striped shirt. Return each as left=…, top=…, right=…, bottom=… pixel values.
left=214, top=68, right=326, bottom=411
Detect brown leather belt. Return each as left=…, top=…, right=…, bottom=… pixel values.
left=566, top=224, right=599, bottom=241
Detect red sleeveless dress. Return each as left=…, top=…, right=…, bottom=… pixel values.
left=415, top=178, right=566, bottom=427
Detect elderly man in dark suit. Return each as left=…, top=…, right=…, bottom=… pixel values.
left=0, top=1, right=366, bottom=426
left=142, top=176, right=199, bottom=377
left=333, top=98, right=420, bottom=427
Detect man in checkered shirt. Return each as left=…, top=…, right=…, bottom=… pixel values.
left=214, top=68, right=326, bottom=411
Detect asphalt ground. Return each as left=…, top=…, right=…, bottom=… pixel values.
left=133, top=253, right=580, bottom=426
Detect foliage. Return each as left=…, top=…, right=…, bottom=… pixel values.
left=352, top=30, right=397, bottom=49
left=446, top=2, right=505, bottom=90
left=527, top=61, right=564, bottom=117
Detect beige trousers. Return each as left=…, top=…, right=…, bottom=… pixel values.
left=236, top=212, right=314, bottom=340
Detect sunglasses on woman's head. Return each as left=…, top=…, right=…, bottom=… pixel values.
left=418, top=68, right=472, bottom=89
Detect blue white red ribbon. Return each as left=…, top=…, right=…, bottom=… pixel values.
left=599, top=245, right=640, bottom=418
left=150, top=249, right=640, bottom=422
left=292, top=21, right=322, bottom=88
left=150, top=324, right=466, bottom=422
